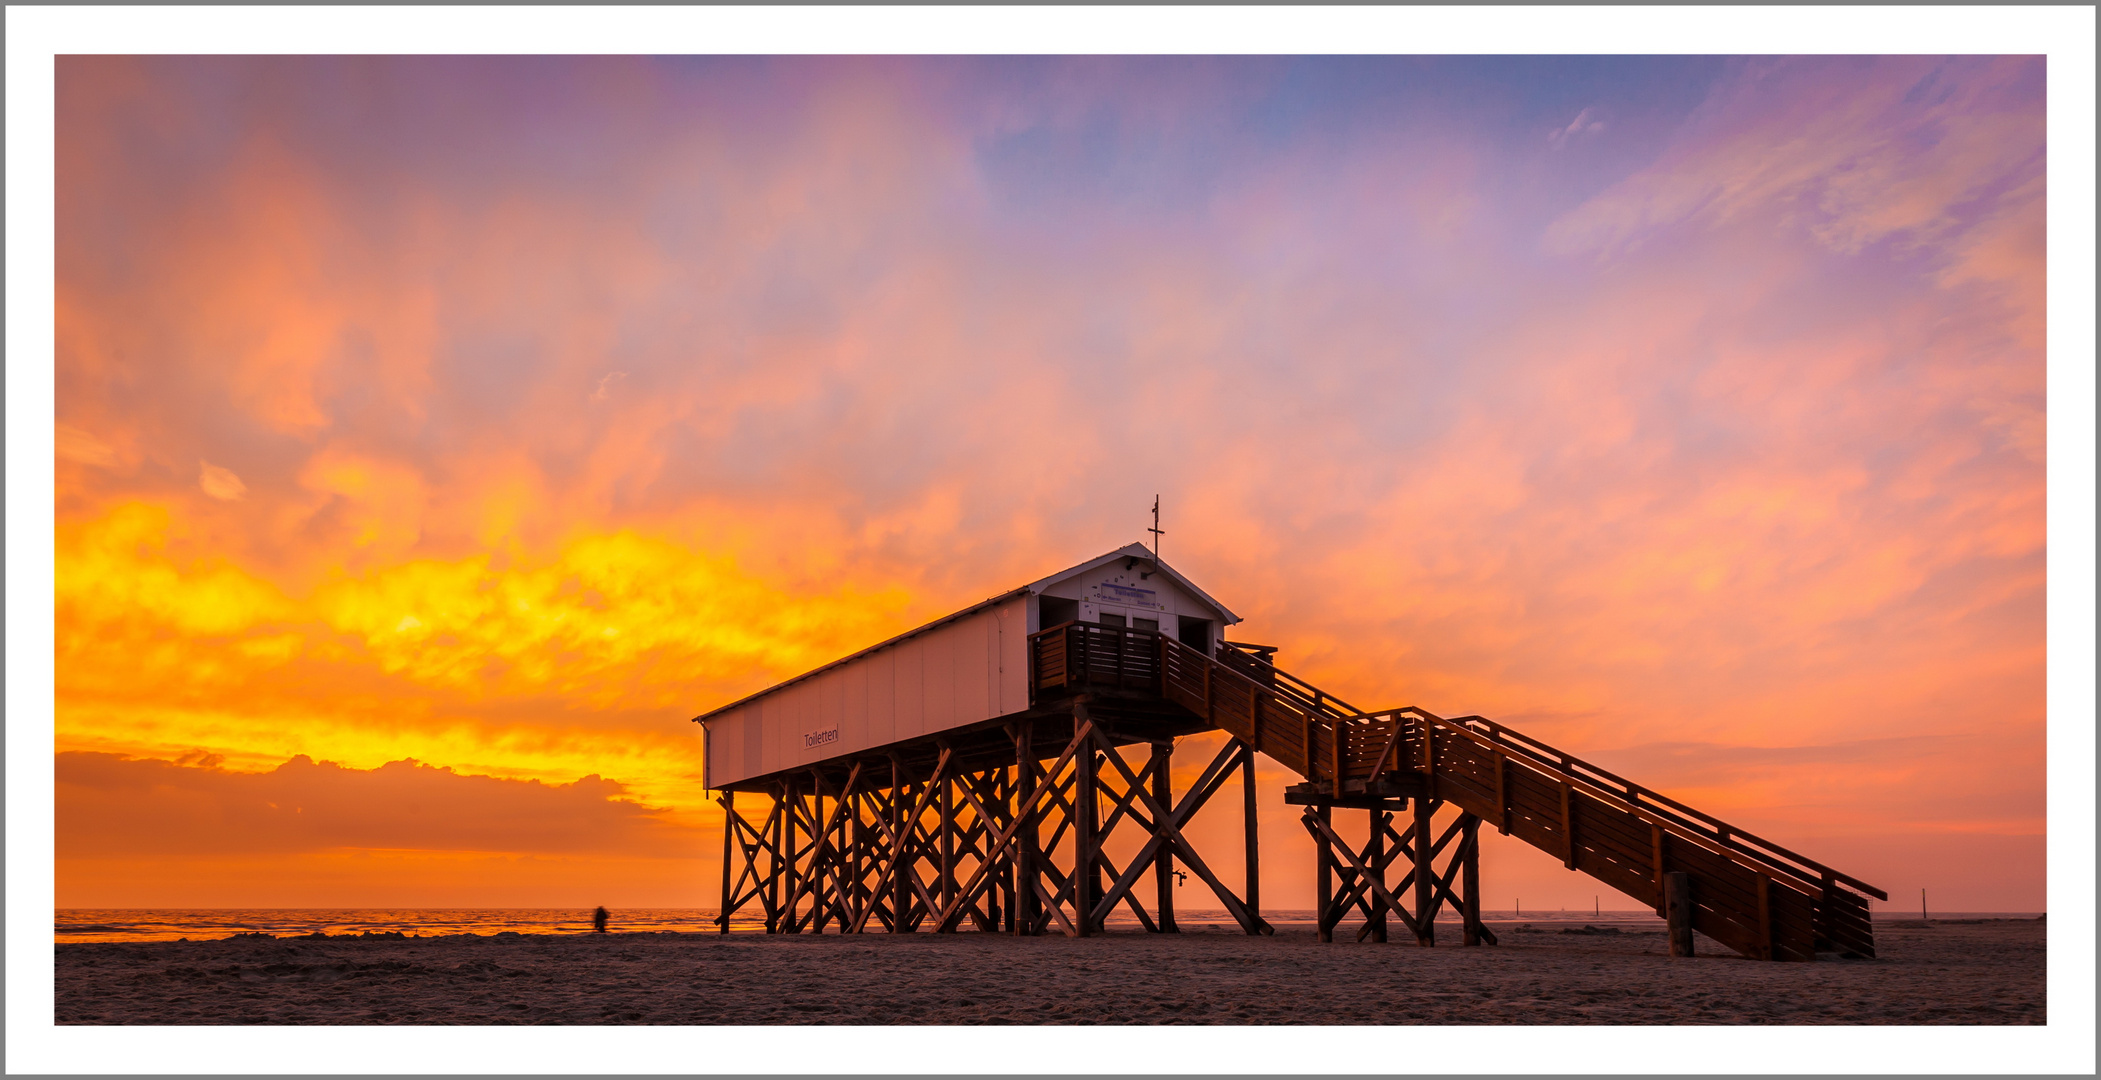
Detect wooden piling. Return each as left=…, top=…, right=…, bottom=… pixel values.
left=1073, top=706, right=1098, bottom=937
left=717, top=791, right=735, bottom=934
left=1461, top=814, right=1482, bottom=946
left=1013, top=722, right=1038, bottom=936
left=1315, top=803, right=1334, bottom=943
left=1367, top=807, right=1388, bottom=943
left=1665, top=871, right=1695, bottom=957
left=1414, top=794, right=1435, bottom=947
left=891, top=758, right=908, bottom=933
left=1240, top=741, right=1260, bottom=927
left=1151, top=740, right=1178, bottom=933
left=938, top=765, right=956, bottom=932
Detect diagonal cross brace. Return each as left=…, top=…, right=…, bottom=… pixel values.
left=847, top=749, right=953, bottom=933
left=719, top=795, right=789, bottom=921
left=929, top=721, right=1095, bottom=931
left=783, top=763, right=865, bottom=930
left=1087, top=733, right=1272, bottom=935
left=1328, top=810, right=1464, bottom=939
left=1303, top=808, right=1426, bottom=939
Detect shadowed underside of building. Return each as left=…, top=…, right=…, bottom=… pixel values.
left=694, top=545, right=1887, bottom=960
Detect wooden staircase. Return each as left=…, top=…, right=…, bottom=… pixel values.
left=1029, top=622, right=1888, bottom=961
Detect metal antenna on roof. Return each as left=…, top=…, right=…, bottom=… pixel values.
left=1149, top=495, right=1164, bottom=563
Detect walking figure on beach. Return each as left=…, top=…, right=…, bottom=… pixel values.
left=592, top=906, right=609, bottom=933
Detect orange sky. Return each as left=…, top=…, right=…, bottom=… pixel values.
left=52, top=55, right=2048, bottom=912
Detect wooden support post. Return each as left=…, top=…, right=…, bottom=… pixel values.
left=843, top=787, right=860, bottom=931
left=1151, top=740, right=1178, bottom=933
left=1366, top=808, right=1388, bottom=943
left=939, top=766, right=957, bottom=932
left=820, top=785, right=835, bottom=933
left=1665, top=871, right=1694, bottom=957
left=836, top=788, right=851, bottom=931
left=998, top=768, right=1016, bottom=934
left=1013, top=723, right=1038, bottom=936
left=1315, top=803, right=1334, bottom=943
left=1460, top=814, right=1482, bottom=946
left=811, top=785, right=829, bottom=933
left=1073, top=705, right=1098, bottom=937
left=891, top=759, right=908, bottom=933
left=771, top=780, right=789, bottom=933
left=1414, top=794, right=1435, bottom=947
left=846, top=789, right=865, bottom=932
left=1240, top=741, right=1260, bottom=928
left=717, top=791, right=735, bottom=934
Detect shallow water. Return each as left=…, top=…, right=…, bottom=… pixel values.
left=56, top=906, right=2025, bottom=944
left=52, top=906, right=1665, bottom=944
left=54, top=909, right=750, bottom=944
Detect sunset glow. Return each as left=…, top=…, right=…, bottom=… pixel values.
left=54, top=54, right=2046, bottom=911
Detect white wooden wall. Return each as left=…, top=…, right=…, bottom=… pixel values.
left=704, top=594, right=1029, bottom=789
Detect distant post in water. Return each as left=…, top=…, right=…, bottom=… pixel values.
left=1664, top=872, right=1694, bottom=957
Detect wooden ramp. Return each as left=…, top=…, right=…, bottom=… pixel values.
left=1030, top=623, right=1888, bottom=961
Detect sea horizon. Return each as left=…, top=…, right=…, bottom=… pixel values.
left=53, top=906, right=2042, bottom=944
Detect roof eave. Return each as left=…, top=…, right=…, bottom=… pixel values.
left=1023, top=542, right=1241, bottom=625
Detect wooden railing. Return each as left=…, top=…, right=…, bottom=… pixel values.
left=1028, top=621, right=1163, bottom=697
left=1028, top=621, right=1887, bottom=960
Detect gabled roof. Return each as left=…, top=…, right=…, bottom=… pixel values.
left=1026, top=543, right=1241, bottom=625
left=691, top=543, right=1237, bottom=726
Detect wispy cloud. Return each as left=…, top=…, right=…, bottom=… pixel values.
left=1547, top=106, right=1605, bottom=148
left=198, top=460, right=246, bottom=500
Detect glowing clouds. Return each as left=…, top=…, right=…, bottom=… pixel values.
left=51, top=56, right=2046, bottom=907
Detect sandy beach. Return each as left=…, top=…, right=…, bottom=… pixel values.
left=55, top=916, right=2041, bottom=1025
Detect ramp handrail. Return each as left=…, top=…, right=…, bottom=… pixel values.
left=1221, top=640, right=1368, bottom=721
left=1205, top=640, right=1887, bottom=901
left=1415, top=709, right=1886, bottom=901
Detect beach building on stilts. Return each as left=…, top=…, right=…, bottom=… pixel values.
left=695, top=544, right=1886, bottom=960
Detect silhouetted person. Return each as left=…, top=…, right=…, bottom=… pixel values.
left=592, top=906, right=609, bottom=933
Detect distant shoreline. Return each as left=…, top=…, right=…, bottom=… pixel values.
left=53, top=911, right=2045, bottom=945
left=52, top=907, right=2044, bottom=945
left=57, top=917, right=2043, bottom=1025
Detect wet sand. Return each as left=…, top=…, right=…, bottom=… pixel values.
left=55, top=917, right=2043, bottom=1025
